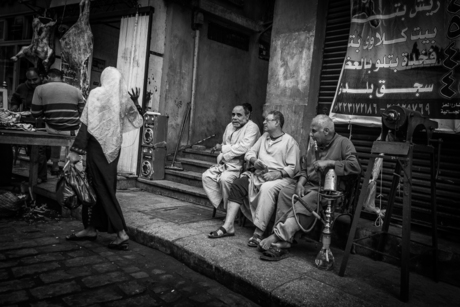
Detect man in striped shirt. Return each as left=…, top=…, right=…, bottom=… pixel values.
left=32, top=68, right=84, bottom=181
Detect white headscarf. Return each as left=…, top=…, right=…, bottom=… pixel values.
left=81, top=67, right=143, bottom=163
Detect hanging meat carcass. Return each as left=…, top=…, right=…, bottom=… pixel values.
left=59, top=0, right=93, bottom=98
left=11, top=17, right=57, bottom=72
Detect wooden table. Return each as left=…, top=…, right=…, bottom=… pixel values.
left=0, top=129, right=75, bottom=192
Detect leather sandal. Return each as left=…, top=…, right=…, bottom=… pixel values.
left=247, top=234, right=263, bottom=247
left=108, top=239, right=129, bottom=251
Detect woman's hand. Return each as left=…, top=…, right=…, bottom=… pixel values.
left=128, top=87, right=140, bottom=103
left=67, top=151, right=81, bottom=164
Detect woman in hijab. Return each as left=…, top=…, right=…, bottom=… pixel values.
left=65, top=67, right=143, bottom=250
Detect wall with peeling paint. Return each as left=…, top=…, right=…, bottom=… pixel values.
left=191, top=20, right=268, bottom=148
left=146, top=0, right=167, bottom=112
left=159, top=1, right=269, bottom=153
left=265, top=0, right=326, bottom=154
left=159, top=2, right=195, bottom=154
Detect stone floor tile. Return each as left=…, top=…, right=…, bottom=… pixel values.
left=0, top=278, right=35, bottom=293
left=11, top=262, right=60, bottom=278
left=64, top=255, right=104, bottom=267
left=62, top=287, right=123, bottom=306
left=130, top=271, right=149, bottom=279
left=105, top=295, right=161, bottom=307
left=0, top=290, right=29, bottom=305
left=92, top=262, right=119, bottom=273
left=117, top=280, right=146, bottom=296
left=30, top=281, right=81, bottom=300
left=81, top=271, right=130, bottom=288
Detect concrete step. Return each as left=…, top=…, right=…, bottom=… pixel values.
left=164, top=169, right=203, bottom=188
left=137, top=178, right=215, bottom=210
left=181, top=148, right=218, bottom=163
left=166, top=157, right=213, bottom=173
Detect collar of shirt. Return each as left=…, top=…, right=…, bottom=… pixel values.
left=265, top=133, right=284, bottom=146
left=317, top=133, right=338, bottom=151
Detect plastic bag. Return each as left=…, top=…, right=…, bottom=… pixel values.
left=56, top=162, right=97, bottom=209
left=56, top=165, right=79, bottom=210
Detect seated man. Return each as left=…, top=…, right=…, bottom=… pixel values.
left=32, top=68, right=84, bottom=181
left=258, top=114, right=361, bottom=260
left=202, top=103, right=260, bottom=210
left=208, top=111, right=300, bottom=248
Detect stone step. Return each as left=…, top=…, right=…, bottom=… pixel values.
left=137, top=178, right=216, bottom=210
left=166, top=157, right=213, bottom=173
left=181, top=148, right=218, bottom=163
left=164, top=169, right=203, bottom=188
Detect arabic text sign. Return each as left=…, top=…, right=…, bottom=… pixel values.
left=330, top=0, right=460, bottom=133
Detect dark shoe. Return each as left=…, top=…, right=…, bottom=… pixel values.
left=259, top=246, right=290, bottom=261
left=65, top=233, right=97, bottom=241
left=208, top=226, right=235, bottom=239
left=50, top=169, right=60, bottom=176
left=108, top=239, right=129, bottom=250
left=247, top=234, right=263, bottom=247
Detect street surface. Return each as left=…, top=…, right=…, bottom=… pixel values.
left=0, top=217, right=259, bottom=307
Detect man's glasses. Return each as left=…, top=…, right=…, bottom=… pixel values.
left=264, top=118, right=277, bottom=122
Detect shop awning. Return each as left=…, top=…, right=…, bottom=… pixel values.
left=49, top=0, right=81, bottom=8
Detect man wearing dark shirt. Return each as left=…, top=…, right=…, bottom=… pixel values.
left=0, top=68, right=42, bottom=186
left=10, top=67, right=42, bottom=111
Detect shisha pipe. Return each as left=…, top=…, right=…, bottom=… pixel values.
left=293, top=139, right=336, bottom=270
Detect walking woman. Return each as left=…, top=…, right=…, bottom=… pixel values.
left=65, top=67, right=143, bottom=250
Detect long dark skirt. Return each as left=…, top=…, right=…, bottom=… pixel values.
left=82, top=136, right=126, bottom=233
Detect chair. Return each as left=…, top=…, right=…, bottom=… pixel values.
left=299, top=153, right=363, bottom=242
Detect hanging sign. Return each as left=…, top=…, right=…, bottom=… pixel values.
left=330, top=0, right=460, bottom=133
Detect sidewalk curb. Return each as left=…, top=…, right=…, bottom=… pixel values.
left=126, top=225, right=274, bottom=306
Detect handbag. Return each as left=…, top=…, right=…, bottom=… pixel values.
left=56, top=161, right=97, bottom=210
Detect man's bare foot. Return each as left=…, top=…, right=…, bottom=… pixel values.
left=259, top=234, right=280, bottom=251
left=75, top=229, right=97, bottom=237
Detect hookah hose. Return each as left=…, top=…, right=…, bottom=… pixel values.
left=292, top=141, right=323, bottom=233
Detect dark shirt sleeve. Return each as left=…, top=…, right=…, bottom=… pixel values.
left=10, top=85, right=25, bottom=109
left=334, top=138, right=361, bottom=177
left=135, top=104, right=143, bottom=115
left=70, top=123, right=90, bottom=155
left=298, top=155, right=308, bottom=179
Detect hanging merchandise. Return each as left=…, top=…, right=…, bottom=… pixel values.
left=59, top=0, right=93, bottom=98
left=10, top=15, right=57, bottom=72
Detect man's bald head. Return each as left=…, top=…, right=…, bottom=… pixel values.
left=311, top=115, right=335, bottom=133
left=309, top=115, right=335, bottom=146
left=25, top=68, right=42, bottom=89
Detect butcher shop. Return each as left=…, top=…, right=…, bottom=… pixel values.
left=0, top=0, right=160, bottom=181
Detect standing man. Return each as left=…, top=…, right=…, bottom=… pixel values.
left=202, top=103, right=260, bottom=210
left=208, top=111, right=300, bottom=248
left=10, top=67, right=42, bottom=111
left=0, top=68, right=42, bottom=186
left=258, top=115, right=361, bottom=261
left=32, top=68, right=84, bottom=181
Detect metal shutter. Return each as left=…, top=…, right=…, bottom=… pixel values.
left=318, top=1, right=460, bottom=236
left=317, top=0, right=350, bottom=114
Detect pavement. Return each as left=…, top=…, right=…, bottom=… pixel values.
left=0, top=218, right=259, bottom=307
left=3, top=173, right=460, bottom=307
left=104, top=190, right=460, bottom=307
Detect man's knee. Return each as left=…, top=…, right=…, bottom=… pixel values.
left=202, top=169, right=211, bottom=181
left=220, top=171, right=237, bottom=185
